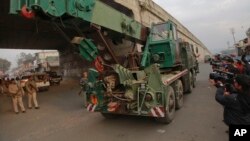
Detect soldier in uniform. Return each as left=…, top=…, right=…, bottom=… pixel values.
left=8, top=78, right=26, bottom=114
left=79, top=71, right=88, bottom=107
left=25, top=75, right=39, bottom=109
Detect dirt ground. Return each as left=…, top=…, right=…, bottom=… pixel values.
left=0, top=63, right=228, bottom=141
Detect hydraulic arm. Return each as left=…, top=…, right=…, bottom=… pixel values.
left=10, top=0, right=148, bottom=43
left=10, top=0, right=149, bottom=71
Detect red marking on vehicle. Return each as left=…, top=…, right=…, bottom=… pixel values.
left=93, top=56, right=104, bottom=72
left=86, top=104, right=97, bottom=112
left=150, top=107, right=165, bottom=117
left=21, top=5, right=35, bottom=19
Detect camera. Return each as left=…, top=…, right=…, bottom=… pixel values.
left=209, top=69, right=236, bottom=93
left=209, top=70, right=234, bottom=84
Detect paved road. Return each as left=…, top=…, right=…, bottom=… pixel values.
left=0, top=63, right=228, bottom=141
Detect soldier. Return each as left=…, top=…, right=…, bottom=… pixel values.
left=8, top=78, right=26, bottom=114
left=25, top=75, right=39, bottom=109
left=79, top=71, right=88, bottom=107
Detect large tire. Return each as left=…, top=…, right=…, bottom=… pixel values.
left=175, top=80, right=184, bottom=109
left=156, top=86, right=175, bottom=124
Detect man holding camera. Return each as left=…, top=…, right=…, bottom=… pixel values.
left=215, top=74, right=250, bottom=125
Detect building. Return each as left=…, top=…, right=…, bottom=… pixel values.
left=34, top=51, right=60, bottom=72
left=113, top=0, right=212, bottom=61
left=235, top=28, right=250, bottom=56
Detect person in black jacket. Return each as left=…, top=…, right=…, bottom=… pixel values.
left=215, top=74, right=250, bottom=125
left=241, top=53, right=250, bottom=75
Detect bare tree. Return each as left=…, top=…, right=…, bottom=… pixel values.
left=0, top=58, right=11, bottom=73
left=17, top=52, right=35, bottom=66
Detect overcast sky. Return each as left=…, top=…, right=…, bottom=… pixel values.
left=0, top=49, right=43, bottom=69
left=153, top=0, right=250, bottom=53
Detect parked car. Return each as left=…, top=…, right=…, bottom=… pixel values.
left=21, top=73, right=50, bottom=91
left=45, top=71, right=63, bottom=85
left=204, top=55, right=211, bottom=63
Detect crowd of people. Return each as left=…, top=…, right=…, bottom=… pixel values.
left=0, top=75, right=40, bottom=114
left=209, top=52, right=250, bottom=127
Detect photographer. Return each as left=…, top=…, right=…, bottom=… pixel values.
left=210, top=54, right=222, bottom=71
left=222, top=57, right=239, bottom=74
left=241, top=52, right=250, bottom=75
left=215, top=74, right=250, bottom=125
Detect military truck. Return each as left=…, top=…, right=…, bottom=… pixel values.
left=84, top=22, right=197, bottom=123
left=10, top=0, right=198, bottom=124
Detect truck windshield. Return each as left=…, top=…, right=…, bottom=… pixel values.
left=151, top=24, right=169, bottom=41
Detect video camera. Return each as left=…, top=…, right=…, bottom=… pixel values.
left=209, top=69, right=235, bottom=84
left=209, top=69, right=236, bottom=93
left=210, top=61, right=222, bottom=70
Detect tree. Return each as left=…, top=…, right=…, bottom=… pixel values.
left=17, top=52, right=34, bottom=66
left=0, top=58, right=11, bottom=73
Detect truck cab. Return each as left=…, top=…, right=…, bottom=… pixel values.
left=141, top=21, right=180, bottom=69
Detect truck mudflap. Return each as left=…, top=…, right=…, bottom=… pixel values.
left=86, top=103, right=97, bottom=112
left=150, top=106, right=165, bottom=117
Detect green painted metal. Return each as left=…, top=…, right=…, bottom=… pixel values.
left=78, top=39, right=98, bottom=62
left=10, top=0, right=144, bottom=42
left=144, top=64, right=164, bottom=94
left=140, top=35, right=151, bottom=68
left=112, top=64, right=135, bottom=86
left=141, top=21, right=177, bottom=68
left=87, top=68, right=105, bottom=109
left=88, top=68, right=99, bottom=83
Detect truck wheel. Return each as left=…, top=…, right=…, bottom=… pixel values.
left=187, top=72, right=193, bottom=93
left=175, top=80, right=184, bottom=109
left=101, top=113, right=119, bottom=119
left=156, top=86, right=175, bottom=124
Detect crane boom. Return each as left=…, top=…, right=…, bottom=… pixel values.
left=10, top=0, right=148, bottom=43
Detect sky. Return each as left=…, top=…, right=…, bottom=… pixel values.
left=153, top=0, right=250, bottom=53
left=0, top=49, right=42, bottom=69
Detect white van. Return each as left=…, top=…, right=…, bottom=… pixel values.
left=21, top=73, right=50, bottom=92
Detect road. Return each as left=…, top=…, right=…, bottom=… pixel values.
left=0, top=63, right=228, bottom=141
